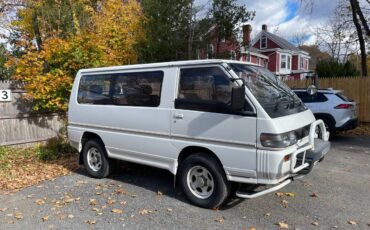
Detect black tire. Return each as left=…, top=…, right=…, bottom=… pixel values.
left=82, top=139, right=111, bottom=178
left=178, top=153, right=231, bottom=209
left=321, top=118, right=336, bottom=139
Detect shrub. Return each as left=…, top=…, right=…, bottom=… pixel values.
left=35, top=137, right=75, bottom=161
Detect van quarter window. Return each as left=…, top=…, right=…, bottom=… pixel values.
left=78, top=71, right=164, bottom=107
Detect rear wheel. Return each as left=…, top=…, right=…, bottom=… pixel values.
left=179, top=153, right=230, bottom=209
left=82, top=139, right=111, bottom=178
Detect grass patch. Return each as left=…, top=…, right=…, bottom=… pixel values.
left=0, top=137, right=79, bottom=193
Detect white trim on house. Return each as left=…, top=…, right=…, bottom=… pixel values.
left=279, top=53, right=292, bottom=74
left=240, top=49, right=269, bottom=59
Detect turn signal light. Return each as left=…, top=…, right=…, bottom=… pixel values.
left=334, top=104, right=353, bottom=109
left=284, top=154, right=291, bottom=162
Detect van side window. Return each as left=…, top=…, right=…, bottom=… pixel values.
left=78, top=75, right=112, bottom=105
left=112, top=71, right=163, bottom=107
left=176, top=67, right=252, bottom=114
left=178, top=67, right=232, bottom=104
left=77, top=71, right=163, bottom=106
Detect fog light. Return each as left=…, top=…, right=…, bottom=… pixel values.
left=284, top=154, right=291, bottom=162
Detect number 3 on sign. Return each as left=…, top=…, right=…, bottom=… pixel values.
left=0, top=90, right=11, bottom=102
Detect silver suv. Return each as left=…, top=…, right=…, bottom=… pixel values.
left=293, top=88, right=358, bottom=137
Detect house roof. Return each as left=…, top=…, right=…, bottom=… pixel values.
left=251, top=30, right=308, bottom=54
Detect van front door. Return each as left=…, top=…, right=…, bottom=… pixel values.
left=170, top=66, right=258, bottom=182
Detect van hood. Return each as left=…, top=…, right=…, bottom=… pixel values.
left=258, top=109, right=316, bottom=135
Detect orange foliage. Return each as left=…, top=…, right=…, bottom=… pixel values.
left=9, top=0, right=145, bottom=112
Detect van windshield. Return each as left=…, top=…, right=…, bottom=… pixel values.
left=228, top=63, right=307, bottom=118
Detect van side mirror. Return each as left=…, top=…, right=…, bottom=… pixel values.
left=231, top=86, right=245, bottom=111
left=307, top=85, right=317, bottom=95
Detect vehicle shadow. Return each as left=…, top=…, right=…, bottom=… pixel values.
left=332, top=135, right=370, bottom=149
left=74, top=160, right=245, bottom=210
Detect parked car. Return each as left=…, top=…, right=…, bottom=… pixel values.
left=68, top=59, right=330, bottom=209
left=293, top=88, right=358, bottom=137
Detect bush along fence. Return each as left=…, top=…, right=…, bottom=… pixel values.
left=285, top=77, right=370, bottom=123
left=0, top=80, right=65, bottom=146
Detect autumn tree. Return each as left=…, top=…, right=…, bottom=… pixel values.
left=8, top=0, right=145, bottom=112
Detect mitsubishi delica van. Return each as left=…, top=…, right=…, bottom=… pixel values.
left=68, top=60, right=331, bottom=208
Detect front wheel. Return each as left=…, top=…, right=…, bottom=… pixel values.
left=179, top=154, right=230, bottom=209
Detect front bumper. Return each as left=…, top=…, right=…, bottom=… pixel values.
left=236, top=120, right=331, bottom=199
left=336, top=118, right=358, bottom=131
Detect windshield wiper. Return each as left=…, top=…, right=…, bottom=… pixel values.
left=256, top=73, right=298, bottom=109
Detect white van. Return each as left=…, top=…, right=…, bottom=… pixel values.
left=68, top=60, right=330, bottom=208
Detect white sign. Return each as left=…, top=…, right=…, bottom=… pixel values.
left=0, top=90, right=11, bottom=102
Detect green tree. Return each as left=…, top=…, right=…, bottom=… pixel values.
left=0, top=44, right=13, bottom=80
left=316, top=59, right=359, bottom=77
left=139, top=0, right=194, bottom=62
left=209, top=0, right=255, bottom=55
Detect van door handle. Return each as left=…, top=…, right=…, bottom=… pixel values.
left=174, top=113, right=184, bottom=119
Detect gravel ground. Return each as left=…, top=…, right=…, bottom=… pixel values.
left=0, top=136, right=369, bottom=230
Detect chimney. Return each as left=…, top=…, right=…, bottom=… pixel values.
left=242, top=24, right=252, bottom=46
left=262, top=24, right=268, bottom=32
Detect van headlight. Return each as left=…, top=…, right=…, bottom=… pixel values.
left=260, top=131, right=298, bottom=148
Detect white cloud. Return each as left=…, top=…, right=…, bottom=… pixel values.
left=241, top=0, right=338, bottom=43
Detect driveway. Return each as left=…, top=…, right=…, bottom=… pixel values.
left=1, top=136, right=370, bottom=229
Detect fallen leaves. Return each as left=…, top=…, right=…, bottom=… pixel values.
left=281, top=200, right=289, bottom=208
left=0, top=147, right=79, bottom=192
left=14, top=213, right=23, bottom=220
left=138, top=209, right=154, bottom=215
left=214, top=216, right=225, bottom=224
left=0, top=208, right=8, bottom=212
left=275, top=192, right=284, bottom=197
left=347, top=220, right=357, bottom=225
left=35, top=199, right=46, bottom=205
left=112, top=209, right=124, bottom=214
left=276, top=221, right=289, bottom=229
left=249, top=227, right=257, bottom=230
left=275, top=192, right=296, bottom=198
left=285, top=192, right=295, bottom=197
left=42, top=216, right=49, bottom=222
left=85, top=219, right=97, bottom=225
left=310, top=192, right=318, bottom=198
left=89, top=199, right=97, bottom=206
left=311, top=221, right=319, bottom=226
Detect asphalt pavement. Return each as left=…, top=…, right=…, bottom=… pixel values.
left=0, top=135, right=369, bottom=229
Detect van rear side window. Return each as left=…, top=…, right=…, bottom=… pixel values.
left=78, top=71, right=164, bottom=107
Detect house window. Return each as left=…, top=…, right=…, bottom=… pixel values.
left=230, top=50, right=236, bottom=60
left=207, top=44, right=214, bottom=59
left=260, top=35, right=267, bottom=49
left=300, top=57, right=304, bottom=69
left=281, top=54, right=287, bottom=69
left=256, top=57, right=260, bottom=65
left=281, top=54, right=291, bottom=69
left=247, top=54, right=251, bottom=62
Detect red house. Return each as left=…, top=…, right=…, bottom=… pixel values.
left=199, top=24, right=310, bottom=80
left=242, top=24, right=310, bottom=79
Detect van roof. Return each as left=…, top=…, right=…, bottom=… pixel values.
left=79, top=59, right=258, bottom=74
